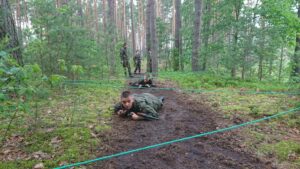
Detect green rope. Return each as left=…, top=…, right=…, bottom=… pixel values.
left=127, top=86, right=300, bottom=95
left=54, top=107, right=300, bottom=169
left=63, top=80, right=300, bottom=95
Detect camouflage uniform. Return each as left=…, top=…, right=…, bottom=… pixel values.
left=114, top=93, right=163, bottom=120
left=133, top=52, right=141, bottom=74
left=130, top=78, right=155, bottom=88
left=120, top=47, right=132, bottom=77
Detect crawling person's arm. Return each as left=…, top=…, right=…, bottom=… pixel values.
left=133, top=104, right=159, bottom=120
left=114, top=103, right=127, bottom=117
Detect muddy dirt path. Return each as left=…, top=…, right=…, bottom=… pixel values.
left=94, top=81, right=274, bottom=169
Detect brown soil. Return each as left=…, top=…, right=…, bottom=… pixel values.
left=93, top=81, right=275, bottom=169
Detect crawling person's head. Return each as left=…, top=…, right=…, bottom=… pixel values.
left=120, top=91, right=134, bottom=110
left=144, top=74, right=151, bottom=82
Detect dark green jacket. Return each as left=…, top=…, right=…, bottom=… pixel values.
left=114, top=93, right=163, bottom=119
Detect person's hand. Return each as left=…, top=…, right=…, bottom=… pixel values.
left=131, top=112, right=144, bottom=120
left=117, top=110, right=126, bottom=116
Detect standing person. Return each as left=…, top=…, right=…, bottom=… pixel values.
left=133, top=50, right=142, bottom=74
left=120, top=43, right=133, bottom=77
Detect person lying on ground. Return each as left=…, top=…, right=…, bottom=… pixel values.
left=114, top=91, right=164, bottom=120
left=129, top=74, right=156, bottom=88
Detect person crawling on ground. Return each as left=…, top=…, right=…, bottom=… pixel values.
left=129, top=74, right=156, bottom=88
left=114, top=91, right=164, bottom=120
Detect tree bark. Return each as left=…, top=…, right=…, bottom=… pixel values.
left=103, top=0, right=107, bottom=32
left=85, top=0, right=91, bottom=27
left=137, top=0, right=142, bottom=50
left=130, top=0, right=136, bottom=54
left=231, top=0, right=242, bottom=78
left=174, top=0, right=182, bottom=71
left=278, top=46, right=284, bottom=81
left=146, top=0, right=158, bottom=75
left=93, top=0, right=99, bottom=36
left=258, top=19, right=265, bottom=81
left=77, top=0, right=84, bottom=26
left=146, top=0, right=151, bottom=72
left=202, top=0, right=211, bottom=71
left=108, top=0, right=116, bottom=75
left=123, top=0, right=127, bottom=40
left=192, top=0, right=202, bottom=71
left=150, top=0, right=158, bottom=76
left=291, top=2, right=300, bottom=78
left=0, top=0, right=23, bottom=66
left=172, top=0, right=175, bottom=48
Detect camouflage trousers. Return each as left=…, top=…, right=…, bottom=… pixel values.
left=122, top=60, right=132, bottom=77
left=134, top=61, right=141, bottom=74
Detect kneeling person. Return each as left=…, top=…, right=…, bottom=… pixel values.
left=114, top=91, right=163, bottom=120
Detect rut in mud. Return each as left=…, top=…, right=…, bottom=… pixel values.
left=93, top=81, right=274, bottom=169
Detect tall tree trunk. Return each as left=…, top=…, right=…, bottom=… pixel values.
left=123, top=0, right=127, bottom=40
left=150, top=0, right=158, bottom=76
left=258, top=19, right=265, bottom=81
left=242, top=0, right=258, bottom=79
left=108, top=0, right=116, bottom=75
left=146, top=0, right=151, bottom=72
left=24, top=0, right=29, bottom=24
left=268, top=58, right=273, bottom=76
left=142, top=0, right=147, bottom=51
left=146, top=0, right=158, bottom=75
left=291, top=2, right=300, bottom=78
left=93, top=0, right=99, bottom=41
left=137, top=0, right=142, bottom=50
left=16, top=0, right=23, bottom=48
left=202, top=0, right=211, bottom=71
left=231, top=0, right=242, bottom=78
left=156, top=0, right=161, bottom=18
left=0, top=0, right=23, bottom=66
left=231, top=30, right=238, bottom=78
left=86, top=0, right=91, bottom=27
left=172, top=0, right=175, bottom=48
left=130, top=0, right=136, bottom=54
left=278, top=46, right=284, bottom=81
left=192, top=0, right=202, bottom=71
left=115, top=0, right=119, bottom=38
left=77, top=0, right=84, bottom=26
left=103, top=0, right=107, bottom=32
left=174, top=0, right=182, bottom=71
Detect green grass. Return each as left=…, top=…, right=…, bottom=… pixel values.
left=159, top=71, right=300, bottom=91
left=260, top=141, right=300, bottom=162
left=0, top=82, right=120, bottom=169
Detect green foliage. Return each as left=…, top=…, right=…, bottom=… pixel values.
left=0, top=82, right=120, bottom=168
left=49, top=74, right=66, bottom=87
left=0, top=51, right=47, bottom=100
left=70, top=65, right=84, bottom=80
left=261, top=141, right=300, bottom=161
left=23, top=0, right=117, bottom=79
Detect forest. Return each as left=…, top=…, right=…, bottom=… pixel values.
left=0, top=0, right=300, bottom=169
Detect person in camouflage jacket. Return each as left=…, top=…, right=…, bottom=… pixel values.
left=114, top=91, right=164, bottom=120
